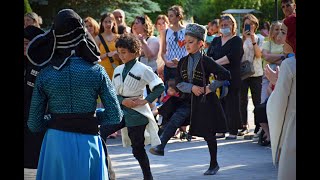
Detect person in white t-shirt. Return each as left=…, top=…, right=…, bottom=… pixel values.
left=239, top=14, right=264, bottom=137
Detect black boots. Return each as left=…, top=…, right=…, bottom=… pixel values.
left=204, top=164, right=220, bottom=175
left=149, top=145, right=164, bottom=156
left=204, top=136, right=219, bottom=175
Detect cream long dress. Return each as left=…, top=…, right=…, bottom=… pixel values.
left=267, top=56, right=296, bottom=180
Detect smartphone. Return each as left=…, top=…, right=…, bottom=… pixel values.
left=245, top=24, right=251, bottom=34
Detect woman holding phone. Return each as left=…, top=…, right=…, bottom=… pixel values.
left=238, top=14, right=264, bottom=137
left=245, top=24, right=251, bottom=35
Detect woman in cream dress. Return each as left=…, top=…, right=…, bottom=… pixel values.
left=266, top=14, right=296, bottom=180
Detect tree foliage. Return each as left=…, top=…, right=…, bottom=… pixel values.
left=192, top=0, right=262, bottom=25
left=24, top=0, right=33, bottom=14
left=115, top=0, right=161, bottom=24
left=187, top=0, right=283, bottom=29
left=30, top=0, right=161, bottom=28
left=30, top=0, right=282, bottom=30
left=149, top=0, right=184, bottom=23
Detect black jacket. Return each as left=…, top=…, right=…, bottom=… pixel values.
left=176, top=53, right=231, bottom=137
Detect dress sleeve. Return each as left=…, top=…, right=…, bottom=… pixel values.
left=27, top=73, right=50, bottom=132
left=98, top=68, right=123, bottom=125
left=226, top=37, right=243, bottom=64
left=267, top=59, right=294, bottom=126
left=205, top=56, right=231, bottom=81
left=266, top=58, right=295, bottom=163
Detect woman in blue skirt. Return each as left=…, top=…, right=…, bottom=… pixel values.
left=26, top=9, right=123, bottom=180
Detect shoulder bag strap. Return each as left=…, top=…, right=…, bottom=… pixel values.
left=269, top=40, right=272, bottom=52
left=98, top=34, right=114, bottom=63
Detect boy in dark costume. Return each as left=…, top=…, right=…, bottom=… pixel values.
left=149, top=23, right=231, bottom=175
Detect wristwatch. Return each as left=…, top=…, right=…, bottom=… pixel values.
left=280, top=55, right=286, bottom=60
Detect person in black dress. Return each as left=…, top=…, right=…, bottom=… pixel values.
left=207, top=14, right=244, bottom=140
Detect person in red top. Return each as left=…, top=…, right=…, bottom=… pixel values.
left=161, top=80, right=180, bottom=103
left=281, top=0, right=296, bottom=18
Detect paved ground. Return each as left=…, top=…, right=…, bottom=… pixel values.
left=24, top=97, right=278, bottom=180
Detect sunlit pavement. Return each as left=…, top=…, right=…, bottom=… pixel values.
left=24, top=97, right=277, bottom=180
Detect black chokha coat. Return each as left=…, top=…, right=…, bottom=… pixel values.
left=176, top=53, right=231, bottom=137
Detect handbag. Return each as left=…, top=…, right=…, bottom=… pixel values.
left=240, top=36, right=260, bottom=80
left=240, top=60, right=255, bottom=80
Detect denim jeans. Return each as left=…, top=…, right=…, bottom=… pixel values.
left=158, top=102, right=191, bottom=150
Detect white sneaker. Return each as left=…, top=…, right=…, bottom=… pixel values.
left=252, top=128, right=262, bottom=141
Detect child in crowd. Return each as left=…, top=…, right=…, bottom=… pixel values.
left=100, top=33, right=164, bottom=180
left=204, top=19, right=220, bottom=53
left=160, top=79, right=180, bottom=104
left=157, top=79, right=189, bottom=140
left=150, top=23, right=231, bottom=176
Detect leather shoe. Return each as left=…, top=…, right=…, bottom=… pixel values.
left=149, top=146, right=164, bottom=156
left=225, top=134, right=237, bottom=140
left=204, top=165, right=220, bottom=175
left=260, top=139, right=271, bottom=146
left=215, top=133, right=225, bottom=138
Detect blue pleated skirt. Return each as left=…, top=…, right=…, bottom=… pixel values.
left=36, top=129, right=109, bottom=180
